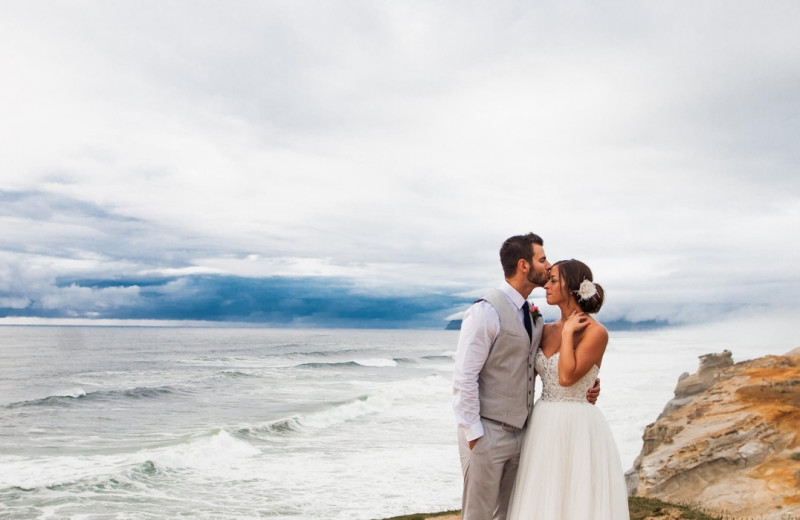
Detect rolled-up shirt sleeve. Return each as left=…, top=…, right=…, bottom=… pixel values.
left=452, top=301, right=500, bottom=442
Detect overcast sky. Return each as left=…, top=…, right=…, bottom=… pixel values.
left=1, top=1, right=798, bottom=328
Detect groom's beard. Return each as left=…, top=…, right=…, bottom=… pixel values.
left=527, top=269, right=548, bottom=288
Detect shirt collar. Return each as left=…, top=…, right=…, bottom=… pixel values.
left=500, top=280, right=527, bottom=310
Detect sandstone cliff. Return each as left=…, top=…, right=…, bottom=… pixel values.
left=626, top=347, right=800, bottom=519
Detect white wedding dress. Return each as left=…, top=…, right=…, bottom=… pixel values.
left=508, top=350, right=630, bottom=520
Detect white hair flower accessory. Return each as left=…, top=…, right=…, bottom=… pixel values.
left=576, top=279, right=597, bottom=301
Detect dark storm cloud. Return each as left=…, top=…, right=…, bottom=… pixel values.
left=1, top=274, right=469, bottom=328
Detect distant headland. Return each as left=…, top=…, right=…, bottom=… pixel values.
left=445, top=318, right=669, bottom=331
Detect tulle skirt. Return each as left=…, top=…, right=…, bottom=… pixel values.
left=508, top=401, right=630, bottom=520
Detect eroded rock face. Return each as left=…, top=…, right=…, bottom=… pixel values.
left=659, top=351, right=734, bottom=417
left=626, top=348, right=800, bottom=520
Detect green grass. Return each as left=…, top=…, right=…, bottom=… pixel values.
left=379, top=511, right=459, bottom=520
left=379, top=497, right=723, bottom=520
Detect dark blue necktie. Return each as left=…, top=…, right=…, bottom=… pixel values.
left=522, top=301, right=532, bottom=341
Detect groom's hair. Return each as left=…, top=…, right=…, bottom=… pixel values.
left=500, top=233, right=543, bottom=278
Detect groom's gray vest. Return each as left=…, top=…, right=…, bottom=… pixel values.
left=478, top=289, right=538, bottom=429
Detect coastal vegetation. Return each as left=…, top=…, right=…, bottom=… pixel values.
left=380, top=497, right=723, bottom=520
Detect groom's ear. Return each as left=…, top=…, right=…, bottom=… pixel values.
left=517, top=258, right=529, bottom=274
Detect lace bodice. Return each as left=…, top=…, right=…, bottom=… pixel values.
left=535, top=349, right=599, bottom=403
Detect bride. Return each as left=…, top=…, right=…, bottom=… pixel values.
left=508, top=259, right=629, bottom=520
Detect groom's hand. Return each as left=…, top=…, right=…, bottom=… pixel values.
left=586, top=378, right=600, bottom=405
left=469, top=438, right=480, bottom=450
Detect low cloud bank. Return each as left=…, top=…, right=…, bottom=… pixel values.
left=0, top=275, right=464, bottom=328
left=0, top=272, right=761, bottom=330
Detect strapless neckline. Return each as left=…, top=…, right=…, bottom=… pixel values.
left=534, top=349, right=599, bottom=403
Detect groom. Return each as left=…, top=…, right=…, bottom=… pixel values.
left=453, top=233, right=599, bottom=520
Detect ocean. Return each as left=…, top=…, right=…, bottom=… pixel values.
left=0, top=318, right=796, bottom=519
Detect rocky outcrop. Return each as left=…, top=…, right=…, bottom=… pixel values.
left=659, top=350, right=734, bottom=417
left=626, top=347, right=800, bottom=520
left=445, top=319, right=462, bottom=330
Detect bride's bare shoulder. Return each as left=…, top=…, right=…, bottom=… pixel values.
left=589, top=317, right=608, bottom=333
left=583, top=318, right=609, bottom=343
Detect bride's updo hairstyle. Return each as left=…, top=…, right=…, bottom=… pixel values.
left=553, top=259, right=605, bottom=314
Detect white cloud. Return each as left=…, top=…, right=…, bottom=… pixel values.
left=38, top=284, right=141, bottom=312
left=1, top=1, right=799, bottom=324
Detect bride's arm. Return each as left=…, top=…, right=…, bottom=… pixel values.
left=557, top=314, right=608, bottom=387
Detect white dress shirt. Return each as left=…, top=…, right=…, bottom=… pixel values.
left=452, top=281, right=529, bottom=441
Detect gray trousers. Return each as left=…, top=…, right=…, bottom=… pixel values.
left=458, top=419, right=526, bottom=520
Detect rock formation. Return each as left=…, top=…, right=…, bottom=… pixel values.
left=445, top=319, right=462, bottom=330
left=626, top=347, right=800, bottom=519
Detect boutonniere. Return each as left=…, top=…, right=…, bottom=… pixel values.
left=530, top=305, right=541, bottom=325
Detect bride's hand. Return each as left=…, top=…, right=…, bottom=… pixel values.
left=562, top=312, right=589, bottom=335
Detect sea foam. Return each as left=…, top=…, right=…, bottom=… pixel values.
left=353, top=358, right=398, bottom=367
left=147, top=430, right=259, bottom=471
